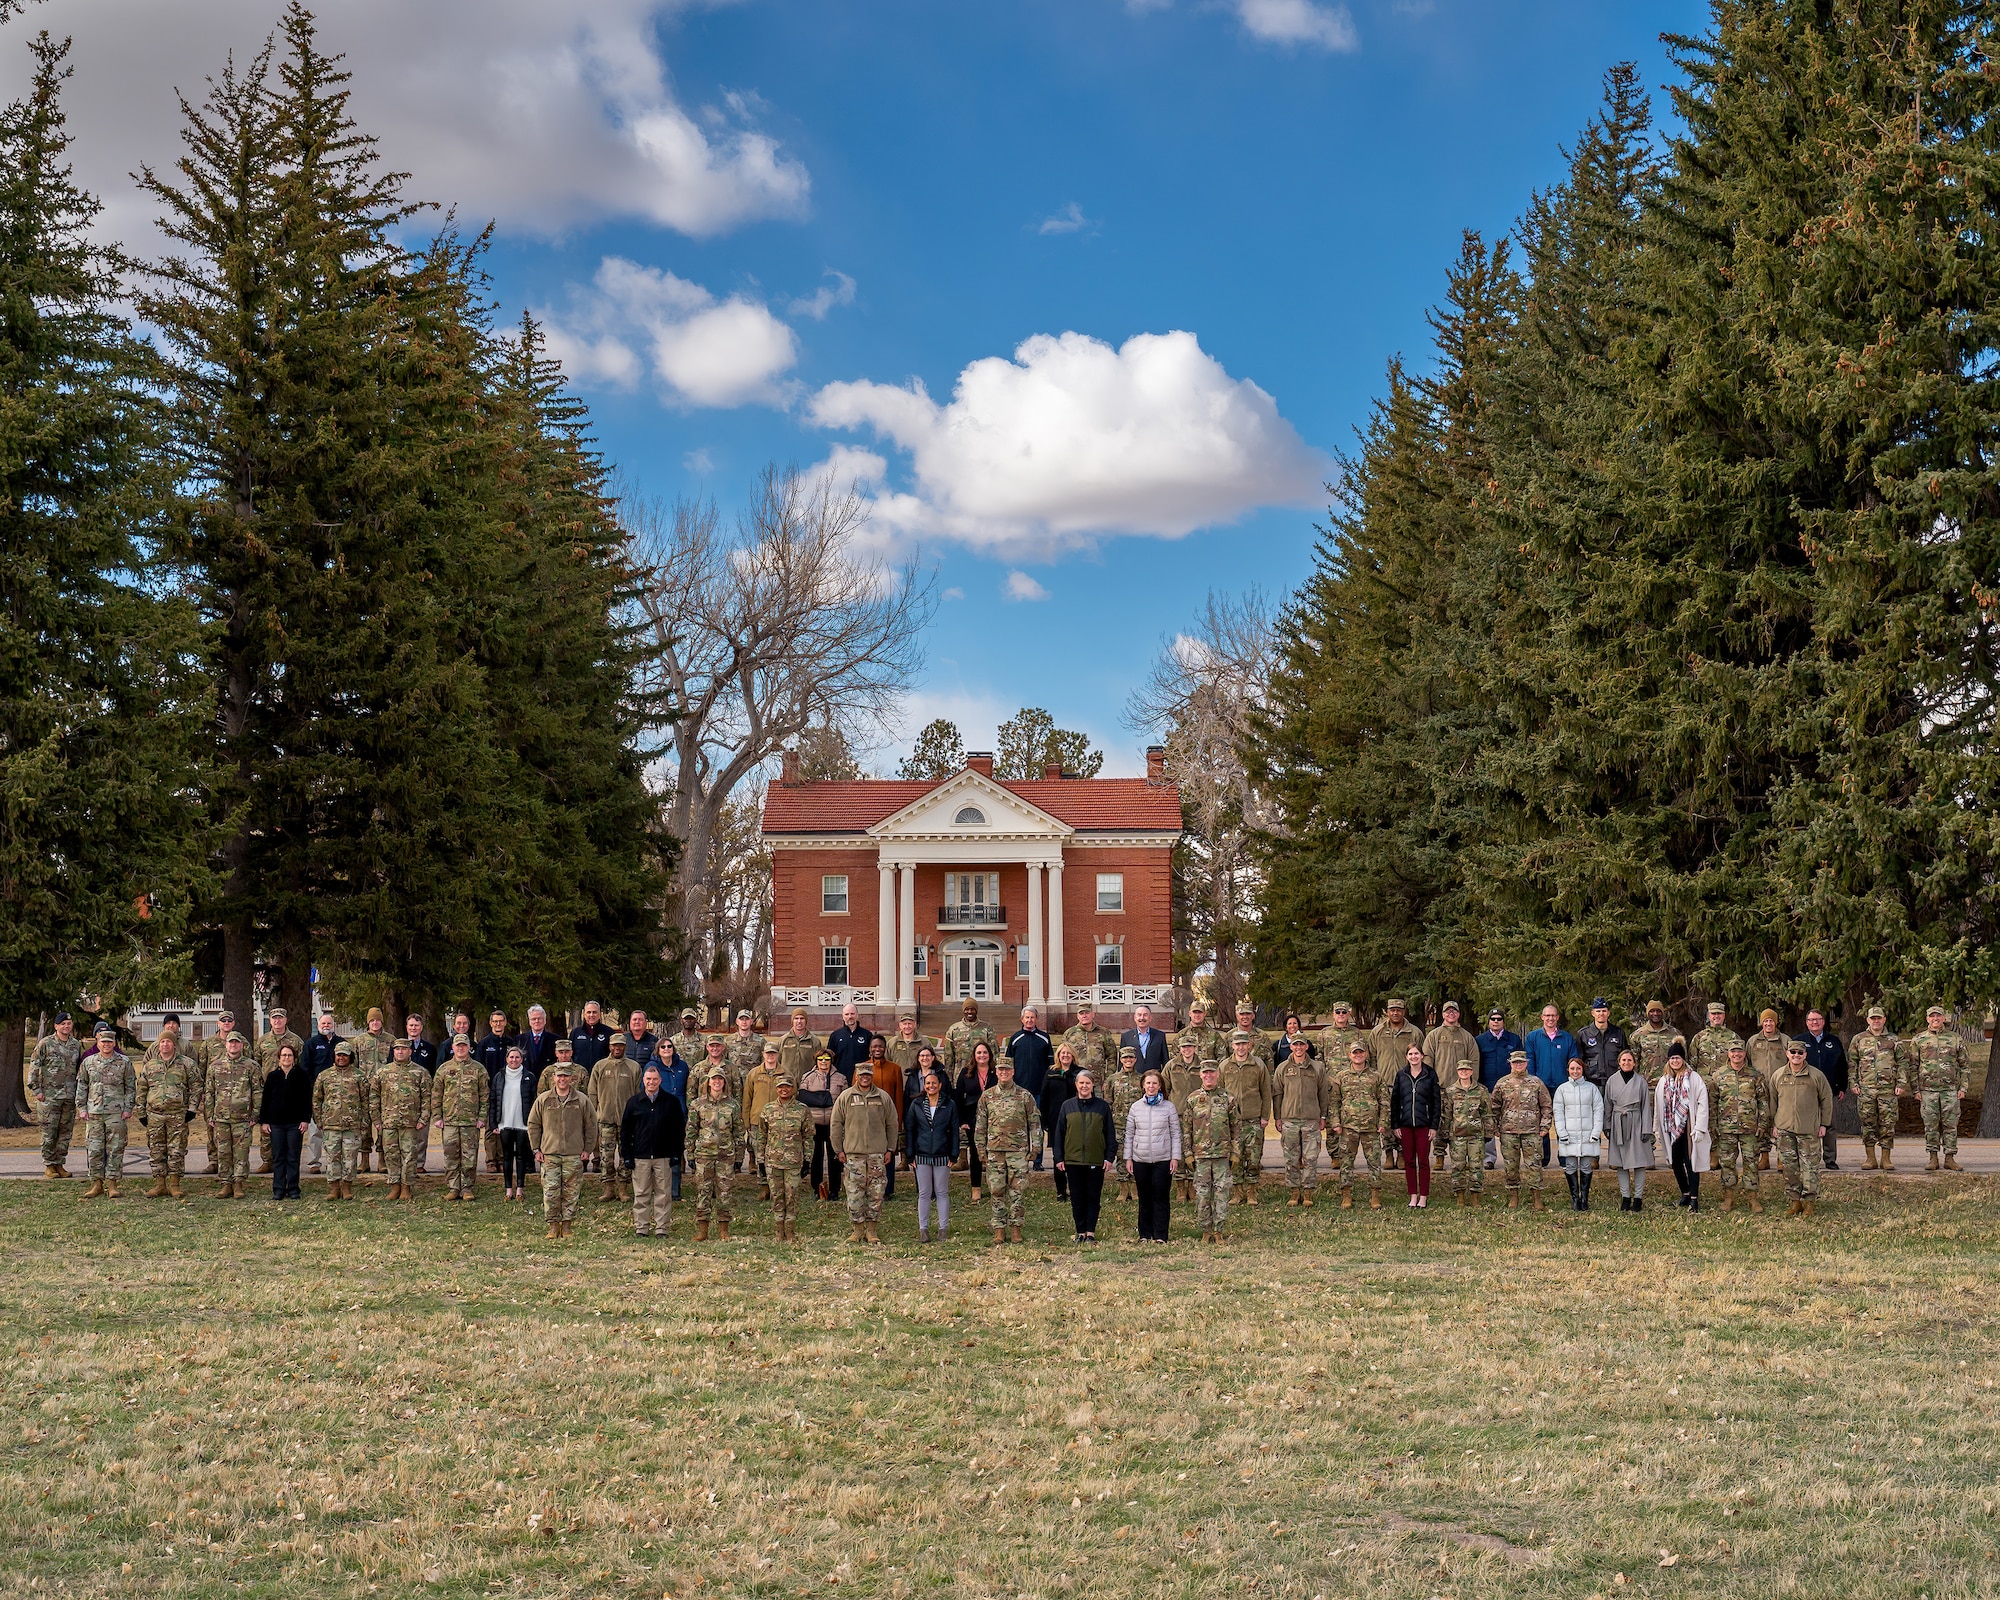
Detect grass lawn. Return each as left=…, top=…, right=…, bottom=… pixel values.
left=3, top=1168, right=1997, bottom=1599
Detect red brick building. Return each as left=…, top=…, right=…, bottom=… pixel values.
left=761, top=748, right=1182, bottom=1030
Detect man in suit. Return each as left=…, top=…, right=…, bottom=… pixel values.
left=519, top=1005, right=561, bottom=1077
left=1120, top=1004, right=1168, bottom=1079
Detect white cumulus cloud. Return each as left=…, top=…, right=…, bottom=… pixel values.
left=0, top=0, right=808, bottom=245
left=1004, top=571, right=1051, bottom=602
left=807, top=329, right=1327, bottom=557
left=1234, top=0, right=1359, bottom=50
left=543, top=257, right=797, bottom=409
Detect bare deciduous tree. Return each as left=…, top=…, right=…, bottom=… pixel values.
left=629, top=464, right=935, bottom=987
left=1125, top=588, right=1277, bottom=1019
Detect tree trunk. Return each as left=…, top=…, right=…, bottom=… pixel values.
left=0, top=1015, right=28, bottom=1129
left=387, top=990, right=409, bottom=1038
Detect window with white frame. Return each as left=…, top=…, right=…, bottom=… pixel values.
left=1017, top=943, right=1030, bottom=978
left=912, top=945, right=929, bottom=978
left=1095, top=943, right=1123, bottom=984
left=822, top=945, right=849, bottom=987
left=821, top=874, right=849, bottom=914
left=1096, top=873, right=1124, bottom=912
left=953, top=806, right=986, bottom=825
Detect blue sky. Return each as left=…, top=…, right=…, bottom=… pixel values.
left=14, top=0, right=1712, bottom=773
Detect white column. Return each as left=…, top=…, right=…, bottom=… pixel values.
left=1046, top=858, right=1065, bottom=1002
left=1025, top=862, right=1045, bottom=1006
left=898, top=865, right=916, bottom=1008
left=877, top=862, right=895, bottom=994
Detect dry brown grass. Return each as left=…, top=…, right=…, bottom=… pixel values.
left=3, top=1169, right=1999, bottom=1598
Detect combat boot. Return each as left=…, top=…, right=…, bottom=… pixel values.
left=1944, top=1153, right=1962, bottom=1171
left=758, top=1180, right=771, bottom=1201
left=217, top=1177, right=235, bottom=1198
left=1879, top=1146, right=1896, bottom=1171
left=44, top=1164, right=61, bottom=1179
left=1861, top=1143, right=1879, bottom=1170
left=1454, top=1190, right=1466, bottom=1208
left=83, top=1178, right=103, bottom=1199
left=1301, top=1191, right=1314, bottom=1206
left=1506, top=1190, right=1519, bottom=1209
left=166, top=1175, right=184, bottom=1200
left=1928, top=1151, right=1939, bottom=1170
left=546, top=1222, right=559, bottom=1240
left=1214, top=1231, right=1228, bottom=1244
left=694, top=1218, right=710, bottom=1241
left=1759, top=1151, right=1772, bottom=1171
left=1802, top=1199, right=1815, bottom=1217
left=1787, top=1198, right=1803, bottom=1216
left=600, top=1182, right=619, bottom=1203
left=145, top=1175, right=167, bottom=1198
left=1530, top=1188, right=1544, bottom=1210
left=1467, top=1192, right=1479, bottom=1209
left=865, top=1223, right=880, bottom=1244
left=1246, top=1188, right=1259, bottom=1206
left=718, top=1219, right=731, bottom=1240
left=1368, top=1190, right=1381, bottom=1210
left=1720, top=1190, right=1734, bottom=1213
left=1748, top=1193, right=1764, bottom=1214
left=1287, top=1191, right=1300, bottom=1207
left=105, top=1179, right=120, bottom=1198
left=1009, top=1224, right=1023, bottom=1243
left=1340, top=1189, right=1353, bottom=1210
left=1200, top=1228, right=1213, bottom=1243
left=990, top=1227, right=1005, bottom=1247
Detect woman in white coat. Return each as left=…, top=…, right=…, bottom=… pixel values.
left=1653, top=1041, right=1710, bottom=1211
left=1552, top=1056, right=1605, bottom=1210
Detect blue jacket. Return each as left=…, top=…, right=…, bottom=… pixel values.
left=1476, top=1029, right=1521, bottom=1090
left=1004, top=1028, right=1054, bottom=1100
left=569, top=1021, right=612, bottom=1076
left=1795, top=1028, right=1848, bottom=1096
left=304, top=1030, right=344, bottom=1081
left=1524, top=1028, right=1578, bottom=1093
left=653, top=1053, right=689, bottom=1111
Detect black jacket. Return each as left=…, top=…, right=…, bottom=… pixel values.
left=406, top=1034, right=438, bottom=1074
left=1038, top=1062, right=1077, bottom=1133
left=1054, top=1094, right=1118, bottom=1165
left=488, top=1064, right=540, bottom=1130
left=1119, top=1028, right=1169, bottom=1076
left=475, top=1030, right=517, bottom=1076
left=1004, top=1028, right=1054, bottom=1101
left=260, top=1064, right=314, bottom=1126
left=828, top=1024, right=877, bottom=1077
left=569, top=1021, right=612, bottom=1076
left=1797, top=1028, right=1849, bottom=1095
left=303, top=1031, right=343, bottom=1080
left=903, top=1061, right=952, bottom=1114
left=625, top=1029, right=662, bottom=1072
left=903, top=1094, right=961, bottom=1162
left=955, top=1066, right=994, bottom=1134
left=1389, top=1064, right=1442, bottom=1130
left=1577, top=1022, right=1629, bottom=1088
left=518, top=1026, right=561, bottom=1076
left=621, top=1088, right=687, bottom=1163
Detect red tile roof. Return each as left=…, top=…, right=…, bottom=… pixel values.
left=762, top=776, right=1182, bottom=834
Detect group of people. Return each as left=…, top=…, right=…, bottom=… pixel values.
left=22, top=991, right=1975, bottom=1244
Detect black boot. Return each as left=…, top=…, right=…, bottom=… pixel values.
left=1563, top=1169, right=1580, bottom=1210
left=1632, top=1196, right=1642, bottom=1213
left=1579, top=1171, right=1592, bottom=1211
left=1620, top=1194, right=1631, bottom=1212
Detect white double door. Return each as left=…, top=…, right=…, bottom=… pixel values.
left=942, top=937, right=1002, bottom=1002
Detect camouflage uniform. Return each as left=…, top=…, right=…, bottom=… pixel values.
left=1183, top=1083, right=1239, bottom=1236
left=374, top=1054, right=432, bottom=1188
left=1271, top=1055, right=1330, bottom=1194
left=254, top=1028, right=304, bottom=1169
left=1168, top=1050, right=1204, bottom=1191
left=1848, top=1027, right=1903, bottom=1160
left=311, top=1059, right=369, bottom=1183
left=1330, top=1056, right=1389, bottom=1196
left=1690, top=1022, right=1741, bottom=1081
left=78, top=1045, right=136, bottom=1184
left=350, top=1030, right=395, bottom=1172
left=1171, top=1019, right=1229, bottom=1073
left=885, top=1032, right=932, bottom=1096
left=1904, top=1026, right=1969, bottom=1159
left=685, top=1089, right=743, bottom=1226
left=831, top=1081, right=898, bottom=1228
left=1441, top=1076, right=1493, bottom=1196
left=1708, top=1059, right=1773, bottom=1200
left=1058, top=1021, right=1120, bottom=1087
left=1220, top=1041, right=1273, bottom=1194
left=671, top=1024, right=709, bottom=1074
left=135, top=1041, right=201, bottom=1188
left=202, top=1045, right=263, bottom=1187
left=1629, top=1021, right=1686, bottom=1085
left=945, top=1016, right=1001, bottom=1079
left=724, top=1030, right=766, bottom=1101
left=1103, top=1067, right=1148, bottom=1196
left=1490, top=1073, right=1553, bottom=1195
left=28, top=1031, right=82, bottom=1169
left=761, top=1097, right=815, bottom=1231
left=974, top=1078, right=1039, bottom=1232
left=431, top=1050, right=489, bottom=1197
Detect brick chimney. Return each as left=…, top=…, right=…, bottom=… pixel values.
left=1042, top=762, right=1062, bottom=780
left=1145, top=744, right=1166, bottom=782
left=965, top=751, right=994, bottom=777
left=780, top=748, right=800, bottom=786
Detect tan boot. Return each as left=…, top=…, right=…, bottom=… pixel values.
left=1369, top=1190, right=1381, bottom=1210
left=1467, top=1192, right=1479, bottom=1209
left=1721, top=1190, right=1734, bottom=1213
left=1880, top=1147, right=1895, bottom=1171
left=166, top=1175, right=183, bottom=1200
left=1944, top=1153, right=1962, bottom=1171
left=82, top=1178, right=103, bottom=1199
left=145, top=1177, right=168, bottom=1198
left=1340, top=1190, right=1353, bottom=1210
left=547, top=1223, right=559, bottom=1239
left=1287, top=1190, right=1300, bottom=1207
left=44, top=1164, right=61, bottom=1179
left=695, top=1218, right=710, bottom=1241
left=1759, top=1151, right=1772, bottom=1171
left=105, top=1179, right=119, bottom=1198
left=1787, top=1198, right=1803, bottom=1216
left=866, top=1223, right=880, bottom=1244
left=1246, top=1189, right=1258, bottom=1207
left=600, top=1184, right=619, bottom=1203
left=1531, top=1188, right=1544, bottom=1210
left=1861, top=1144, right=1879, bottom=1170
left=759, top=1181, right=771, bottom=1201
left=990, top=1227, right=1005, bottom=1247
left=1009, top=1224, right=1023, bottom=1243
left=1927, top=1151, right=1940, bottom=1171
left=718, top=1220, right=731, bottom=1241
left=1506, top=1190, right=1519, bottom=1209
left=1301, top=1191, right=1314, bottom=1206
left=1748, top=1193, right=1764, bottom=1214
left=1802, top=1199, right=1815, bottom=1217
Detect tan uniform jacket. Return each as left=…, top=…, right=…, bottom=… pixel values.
left=528, top=1091, right=597, bottom=1157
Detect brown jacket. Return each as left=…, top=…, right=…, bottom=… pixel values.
left=830, top=1084, right=899, bottom=1156
left=1770, top=1064, right=1834, bottom=1136
left=589, top=1054, right=642, bottom=1128
left=528, top=1090, right=598, bottom=1158
left=1271, top=1058, right=1330, bottom=1122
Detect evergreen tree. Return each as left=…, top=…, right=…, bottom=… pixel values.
left=995, top=706, right=1103, bottom=779
left=896, top=718, right=963, bottom=780
left=0, top=31, right=211, bottom=1120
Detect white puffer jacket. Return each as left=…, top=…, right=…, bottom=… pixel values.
left=1552, top=1077, right=1604, bottom=1158
left=1122, top=1097, right=1182, bottom=1164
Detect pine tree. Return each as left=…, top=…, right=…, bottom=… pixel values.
left=0, top=32, right=210, bottom=1117
left=995, top=707, right=1103, bottom=779
left=896, top=718, right=963, bottom=780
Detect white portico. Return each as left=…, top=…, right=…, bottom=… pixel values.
left=866, top=769, right=1071, bottom=1011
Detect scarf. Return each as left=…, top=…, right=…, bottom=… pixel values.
left=1143, top=1092, right=1162, bottom=1106
left=1662, top=1074, right=1690, bottom=1144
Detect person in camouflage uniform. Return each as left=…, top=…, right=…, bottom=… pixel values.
left=28, top=1014, right=82, bottom=1177
left=527, top=1064, right=597, bottom=1238
left=831, top=1060, right=898, bottom=1241
left=1221, top=1030, right=1272, bottom=1203
left=374, top=1037, right=431, bottom=1199
left=431, top=1031, right=488, bottom=1200
left=1747, top=1010, right=1791, bottom=1170
left=1059, top=1003, right=1121, bottom=1093
left=760, top=1076, right=815, bottom=1240
left=1321, top=1002, right=1366, bottom=1072
left=1629, top=1001, right=1685, bottom=1085
left=350, top=1008, right=395, bottom=1174
left=944, top=999, right=1000, bottom=1081
left=885, top=1010, right=932, bottom=1096
left=1442, top=1060, right=1492, bottom=1204
left=1272, top=1034, right=1329, bottom=1202
left=1183, top=1061, right=1239, bottom=1242
left=671, top=1008, right=709, bottom=1080
left=590, top=1035, right=642, bottom=1202
left=724, top=1012, right=766, bottom=1150
left=1690, top=1002, right=1740, bottom=1082
left=78, top=1025, right=135, bottom=1198
left=685, top=1064, right=743, bottom=1240
left=1171, top=1000, right=1228, bottom=1076
left=191, top=1009, right=241, bottom=1174
left=1368, top=1000, right=1422, bottom=1169
left=1772, top=1039, right=1834, bottom=1214
left=1423, top=1003, right=1479, bottom=1165
left=312, top=1041, right=368, bottom=1199
left=202, top=1032, right=263, bottom=1198
left=136, top=1020, right=201, bottom=1199
left=973, top=1056, right=1038, bottom=1244
left=1848, top=1005, right=1902, bottom=1169
left=1490, top=1050, right=1553, bottom=1209
left=1331, top=1040, right=1390, bottom=1209
left=776, top=1008, right=820, bottom=1087
left=1104, top=1048, right=1148, bottom=1201
left=1905, top=1004, right=1969, bottom=1170
left=1168, top=1038, right=1205, bottom=1199
left=254, top=1007, right=304, bottom=1173
left=1709, top=1042, right=1773, bottom=1213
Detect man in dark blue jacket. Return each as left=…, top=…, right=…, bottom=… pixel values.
left=1476, top=1009, right=1521, bottom=1090
left=1797, top=1008, right=1850, bottom=1170
left=1004, top=1005, right=1055, bottom=1171
left=518, top=1006, right=561, bottom=1078
left=827, top=1003, right=876, bottom=1079
left=403, top=1012, right=437, bottom=1074
left=569, top=1000, right=612, bottom=1076
left=304, top=1012, right=344, bottom=1079
left=474, top=1010, right=517, bottom=1176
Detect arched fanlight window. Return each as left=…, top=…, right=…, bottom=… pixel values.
left=953, top=806, right=986, bottom=825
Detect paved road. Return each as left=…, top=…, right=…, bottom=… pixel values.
left=3, top=1135, right=1995, bottom=1181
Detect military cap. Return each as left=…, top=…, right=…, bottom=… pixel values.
left=762, top=1041, right=779, bottom=1055
left=554, top=1062, right=575, bottom=1076
left=896, top=1006, right=916, bottom=1019
left=1177, top=1037, right=1199, bottom=1052
left=1229, top=1028, right=1257, bottom=1044
left=1442, top=999, right=1462, bottom=1012
left=1706, top=1000, right=1728, bottom=1013
left=554, top=1038, right=574, bottom=1053
left=1331, top=1000, right=1352, bottom=1011
left=816, top=1048, right=833, bottom=1062
left=1867, top=1005, right=1886, bottom=1020
left=334, top=1041, right=355, bottom=1059
left=608, top=1031, right=628, bottom=1046
left=1384, top=997, right=1407, bottom=1009
left=1118, top=1045, right=1138, bottom=1061
left=54, top=1011, right=71, bottom=1024
left=392, top=1036, right=412, bottom=1052
left=1726, top=1041, right=1747, bottom=1055
left=367, top=1006, right=384, bottom=1024
left=735, top=1009, right=753, bottom=1021
left=1199, top=1059, right=1221, bottom=1073
left=1455, top=1058, right=1475, bottom=1072
left=452, top=1030, right=470, bottom=1044
left=1350, top=1041, right=1371, bottom=1056
left=1927, top=1003, right=1947, bottom=1017
left=218, top=1009, right=236, bottom=1024
left=94, top=1021, right=115, bottom=1036
left=706, top=1063, right=728, bottom=1079
left=1590, top=997, right=1608, bottom=1011
left=1508, top=1049, right=1528, bottom=1064
left=792, top=1007, right=809, bottom=1019
left=161, top=1012, right=181, bottom=1026
left=1187, top=998, right=1207, bottom=1011
left=1786, top=1040, right=1806, bottom=1054
left=681, top=1007, right=700, bottom=1020
left=853, top=1060, right=874, bottom=1076
left=1286, top=1033, right=1311, bottom=1050
left=269, top=1006, right=288, bottom=1017
left=1234, top=1000, right=1254, bottom=1013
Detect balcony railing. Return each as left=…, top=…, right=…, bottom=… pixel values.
left=936, top=904, right=1007, bottom=927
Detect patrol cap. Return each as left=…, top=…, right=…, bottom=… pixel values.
left=1786, top=1041, right=1806, bottom=1054
left=1384, top=997, right=1407, bottom=1009
left=392, top=1036, right=412, bottom=1052
left=1727, top=1041, right=1747, bottom=1055
left=1077, top=1001, right=1095, bottom=1012
left=1590, top=997, right=1608, bottom=1010
left=1235, top=1000, right=1254, bottom=1014
left=1199, top=1060, right=1220, bottom=1074
left=1177, top=1037, right=1199, bottom=1052
left=1927, top=1003, right=1947, bottom=1017
left=1331, top=1001, right=1352, bottom=1012
left=1187, top=998, right=1206, bottom=1011
left=554, top=1062, right=575, bottom=1077
left=555, top=1038, right=574, bottom=1053
left=1456, top=1058, right=1475, bottom=1073
left=269, top=1006, right=288, bottom=1018
left=1230, top=1028, right=1256, bottom=1044
left=1350, top=1041, right=1371, bottom=1056
left=452, top=1031, right=470, bottom=1044
left=896, top=1006, right=916, bottom=1019
left=681, top=1007, right=700, bottom=1020
left=608, top=1031, right=627, bottom=1046
left=334, top=1041, right=355, bottom=1059
left=1508, top=1049, right=1528, bottom=1064
left=762, top=1041, right=779, bottom=1056
left=94, top=1021, right=115, bottom=1036
left=1119, top=1045, right=1138, bottom=1061
left=1287, top=1033, right=1311, bottom=1050
left=1442, top=1000, right=1461, bottom=1013
left=1867, top=1005, right=1886, bottom=1020
left=218, top=1009, right=236, bottom=1024
left=854, top=1060, right=874, bottom=1076
left=707, top=1063, right=728, bottom=1079
left=1707, top=1000, right=1728, bottom=1013
left=736, top=1009, right=752, bottom=1021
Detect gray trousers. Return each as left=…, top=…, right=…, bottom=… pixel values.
left=915, top=1161, right=950, bottom=1235
left=1612, top=1164, right=1648, bottom=1197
